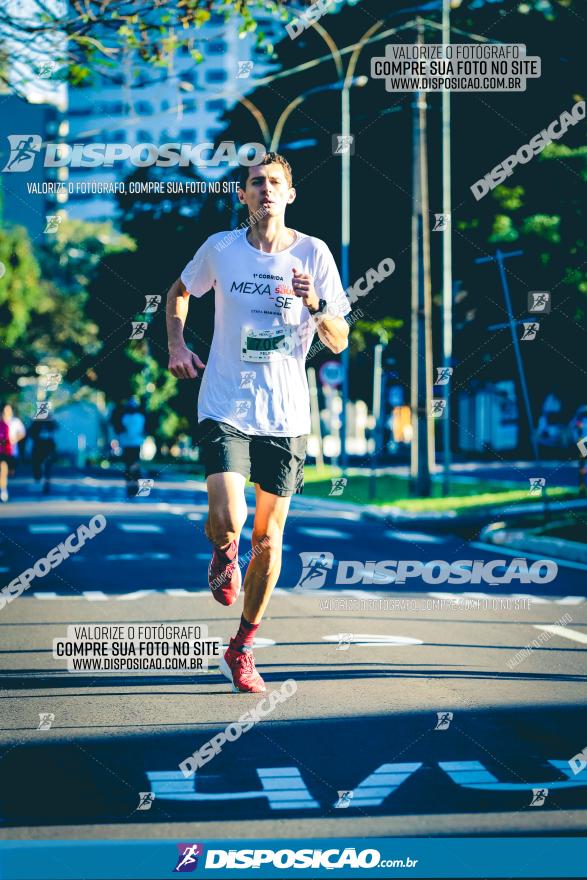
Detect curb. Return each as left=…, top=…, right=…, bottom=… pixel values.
left=479, top=524, right=587, bottom=565
left=360, top=498, right=587, bottom=532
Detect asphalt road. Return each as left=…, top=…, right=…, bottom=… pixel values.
left=0, top=475, right=586, bottom=839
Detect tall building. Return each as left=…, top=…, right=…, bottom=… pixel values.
left=66, top=14, right=282, bottom=224
left=0, top=94, right=68, bottom=240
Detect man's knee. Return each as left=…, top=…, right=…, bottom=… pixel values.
left=252, top=526, right=283, bottom=562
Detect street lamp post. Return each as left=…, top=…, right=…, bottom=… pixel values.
left=441, top=0, right=453, bottom=496
left=339, top=21, right=384, bottom=472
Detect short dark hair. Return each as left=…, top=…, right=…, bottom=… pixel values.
left=238, top=151, right=293, bottom=190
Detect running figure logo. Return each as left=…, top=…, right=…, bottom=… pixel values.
left=292, top=552, right=334, bottom=590
left=2, top=135, right=42, bottom=172
left=144, top=295, right=161, bottom=313
left=36, top=62, right=56, bottom=79
left=174, top=843, right=204, bottom=872
left=329, top=477, right=347, bottom=496
left=234, top=400, right=251, bottom=418
left=130, top=321, right=149, bottom=340
left=521, top=322, right=540, bottom=341
left=430, top=399, right=447, bottom=418
left=40, top=371, right=62, bottom=391
left=136, top=479, right=154, bottom=497
left=332, top=134, right=355, bottom=155
left=44, top=215, right=62, bottom=234
left=528, top=477, right=546, bottom=496
left=334, top=790, right=354, bottom=808
left=38, top=713, right=55, bottom=730
left=34, top=402, right=51, bottom=420
left=434, top=711, right=453, bottom=731
left=336, top=633, right=353, bottom=651
left=434, top=367, right=453, bottom=385
left=529, top=788, right=548, bottom=807
left=137, top=792, right=155, bottom=810
left=236, top=61, right=254, bottom=78
left=528, top=291, right=551, bottom=314
left=433, top=213, right=450, bottom=232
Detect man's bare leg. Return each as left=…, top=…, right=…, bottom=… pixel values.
left=0, top=461, right=8, bottom=501
left=242, top=484, right=291, bottom=624
left=205, top=472, right=248, bottom=551
left=205, top=472, right=248, bottom=604
left=220, top=484, right=291, bottom=692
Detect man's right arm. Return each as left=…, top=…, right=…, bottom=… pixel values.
left=166, top=278, right=206, bottom=380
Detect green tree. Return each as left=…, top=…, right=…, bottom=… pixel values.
left=0, top=0, right=290, bottom=97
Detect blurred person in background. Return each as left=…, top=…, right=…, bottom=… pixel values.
left=29, top=414, right=58, bottom=495
left=113, top=397, right=146, bottom=497
left=0, top=404, right=26, bottom=503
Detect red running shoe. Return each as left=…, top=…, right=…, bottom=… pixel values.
left=219, top=640, right=266, bottom=693
left=208, top=541, right=241, bottom=606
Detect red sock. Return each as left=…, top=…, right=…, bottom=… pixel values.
left=232, top=614, right=259, bottom=651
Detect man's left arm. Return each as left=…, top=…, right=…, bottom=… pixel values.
left=291, top=266, right=349, bottom=355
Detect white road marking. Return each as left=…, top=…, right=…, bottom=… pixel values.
left=118, top=523, right=163, bottom=533
left=28, top=524, right=69, bottom=534
left=105, top=553, right=170, bottom=561
left=384, top=531, right=447, bottom=543
left=470, top=541, right=587, bottom=572
left=220, top=637, right=276, bottom=649
left=165, top=588, right=209, bottom=596
left=534, top=624, right=587, bottom=644
left=116, top=590, right=156, bottom=601
left=322, top=633, right=423, bottom=646
left=298, top=527, right=350, bottom=540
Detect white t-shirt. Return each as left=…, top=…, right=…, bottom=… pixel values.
left=9, top=417, right=25, bottom=458
left=181, top=229, right=350, bottom=436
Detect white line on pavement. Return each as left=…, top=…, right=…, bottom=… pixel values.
left=105, top=553, right=170, bottom=561
left=322, top=633, right=423, bottom=646
left=534, top=624, right=587, bottom=644
left=470, top=541, right=587, bottom=572
left=28, top=524, right=69, bottom=534
left=384, top=531, right=447, bottom=543
left=118, top=523, right=163, bottom=533
left=297, top=527, right=350, bottom=540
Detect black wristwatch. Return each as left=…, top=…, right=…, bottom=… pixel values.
left=308, top=298, right=327, bottom=316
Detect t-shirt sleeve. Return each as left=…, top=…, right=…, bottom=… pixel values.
left=180, top=238, right=215, bottom=298
left=314, top=243, right=351, bottom=318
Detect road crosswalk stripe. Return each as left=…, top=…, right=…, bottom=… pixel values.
left=118, top=523, right=163, bottom=533
left=534, top=624, right=587, bottom=644
left=297, top=527, right=350, bottom=539
left=28, top=524, right=69, bottom=533
left=384, top=531, right=447, bottom=543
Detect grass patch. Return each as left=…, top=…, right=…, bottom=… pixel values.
left=302, top=466, right=572, bottom=512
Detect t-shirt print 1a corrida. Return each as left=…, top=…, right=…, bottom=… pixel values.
left=180, top=228, right=350, bottom=436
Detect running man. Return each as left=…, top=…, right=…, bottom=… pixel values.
left=166, top=151, right=350, bottom=693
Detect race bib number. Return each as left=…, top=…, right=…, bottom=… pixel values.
left=241, top=326, right=296, bottom=362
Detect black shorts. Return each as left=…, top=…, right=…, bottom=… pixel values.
left=199, top=419, right=308, bottom=497
left=0, top=454, right=15, bottom=469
